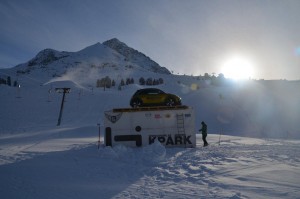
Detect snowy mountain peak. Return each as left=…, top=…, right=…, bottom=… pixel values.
left=78, top=42, right=103, bottom=52
left=103, top=38, right=171, bottom=74
left=27, top=48, right=70, bottom=67
left=103, top=38, right=126, bottom=49
left=76, top=42, right=121, bottom=58
left=11, top=38, right=171, bottom=78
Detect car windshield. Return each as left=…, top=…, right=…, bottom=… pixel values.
left=145, top=89, right=164, bottom=95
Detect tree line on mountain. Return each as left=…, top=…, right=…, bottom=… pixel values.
left=0, top=76, right=20, bottom=87
left=95, top=73, right=229, bottom=90
left=200, top=73, right=226, bottom=86
left=96, top=76, right=164, bottom=90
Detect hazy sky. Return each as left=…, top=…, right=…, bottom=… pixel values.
left=1, top=0, right=299, bottom=80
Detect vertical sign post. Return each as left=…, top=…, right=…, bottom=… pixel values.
left=56, top=88, right=71, bottom=126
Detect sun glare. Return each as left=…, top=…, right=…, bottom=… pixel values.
left=221, top=56, right=254, bottom=80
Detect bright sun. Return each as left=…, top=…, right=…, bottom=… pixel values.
left=221, top=56, right=254, bottom=80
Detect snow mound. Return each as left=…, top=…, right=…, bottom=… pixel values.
left=142, top=140, right=166, bottom=163
left=98, top=141, right=166, bottom=165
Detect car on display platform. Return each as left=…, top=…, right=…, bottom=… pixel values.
left=130, top=88, right=182, bottom=108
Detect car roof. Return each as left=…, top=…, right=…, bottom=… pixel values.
left=138, top=88, right=161, bottom=91
left=135, top=88, right=164, bottom=94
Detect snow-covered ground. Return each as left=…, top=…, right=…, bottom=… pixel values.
left=1, top=76, right=299, bottom=199
left=1, top=129, right=299, bottom=199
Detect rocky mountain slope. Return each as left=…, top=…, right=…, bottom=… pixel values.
left=103, top=38, right=170, bottom=74
left=4, top=38, right=170, bottom=84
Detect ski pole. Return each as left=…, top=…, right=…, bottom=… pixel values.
left=97, top=123, right=101, bottom=149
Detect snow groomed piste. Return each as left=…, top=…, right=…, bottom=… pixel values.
left=104, top=106, right=196, bottom=148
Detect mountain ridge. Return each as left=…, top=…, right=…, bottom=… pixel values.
left=103, top=38, right=171, bottom=74
left=10, top=38, right=170, bottom=78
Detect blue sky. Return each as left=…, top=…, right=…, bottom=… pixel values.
left=0, top=0, right=299, bottom=80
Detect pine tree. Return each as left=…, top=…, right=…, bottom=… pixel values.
left=120, top=79, right=125, bottom=86
left=139, top=77, right=145, bottom=85
left=158, top=78, right=164, bottom=84
left=126, top=78, right=130, bottom=85
left=105, top=76, right=112, bottom=88
left=0, top=77, right=6, bottom=85
left=7, top=76, right=11, bottom=86
left=146, top=78, right=153, bottom=85
left=96, top=79, right=101, bottom=87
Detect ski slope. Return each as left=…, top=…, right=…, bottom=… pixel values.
left=1, top=76, right=300, bottom=198
left=1, top=40, right=300, bottom=198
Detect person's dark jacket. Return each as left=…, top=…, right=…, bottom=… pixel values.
left=199, top=122, right=207, bottom=136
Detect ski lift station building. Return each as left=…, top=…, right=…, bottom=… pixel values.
left=104, top=106, right=196, bottom=148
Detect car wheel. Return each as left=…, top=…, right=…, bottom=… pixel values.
left=132, top=99, right=143, bottom=108
left=165, top=98, right=176, bottom=106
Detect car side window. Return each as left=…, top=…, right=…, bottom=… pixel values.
left=138, top=89, right=165, bottom=95
left=156, top=90, right=165, bottom=94
left=146, top=89, right=156, bottom=95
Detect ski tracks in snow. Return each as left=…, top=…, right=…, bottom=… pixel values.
left=1, top=134, right=300, bottom=199
left=111, top=137, right=300, bottom=199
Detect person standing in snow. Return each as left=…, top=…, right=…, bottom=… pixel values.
left=199, top=121, right=209, bottom=147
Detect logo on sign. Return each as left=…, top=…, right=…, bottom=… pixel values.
left=165, top=113, right=171, bottom=118
left=154, top=114, right=161, bottom=119
left=149, top=134, right=192, bottom=145
left=105, top=113, right=122, bottom=123
left=145, top=113, right=152, bottom=118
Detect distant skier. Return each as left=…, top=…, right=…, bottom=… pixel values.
left=199, top=121, right=209, bottom=147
